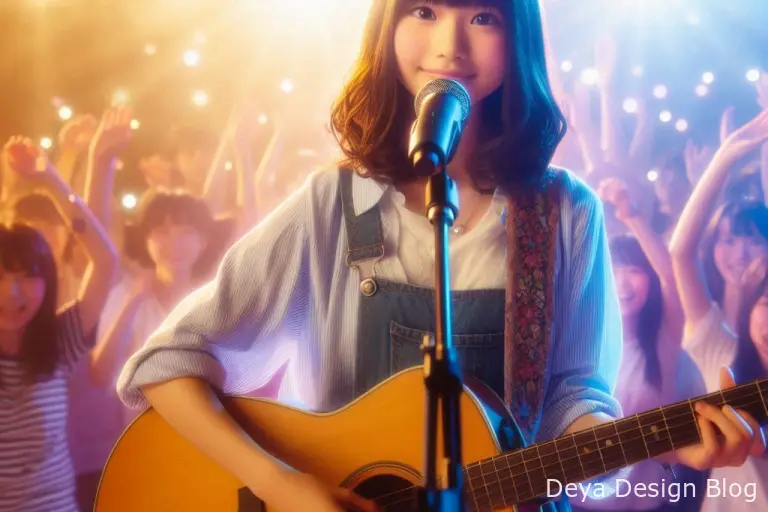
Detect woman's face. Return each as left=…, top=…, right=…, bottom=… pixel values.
left=749, top=295, right=768, bottom=360
left=146, top=217, right=206, bottom=275
left=394, top=3, right=507, bottom=105
left=0, top=265, right=45, bottom=333
left=713, top=218, right=768, bottom=286
left=614, top=264, right=650, bottom=318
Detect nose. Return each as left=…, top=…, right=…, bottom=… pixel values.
left=432, top=13, right=469, bottom=62
left=0, top=277, right=22, bottom=301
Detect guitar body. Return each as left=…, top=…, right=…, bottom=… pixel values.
left=95, top=367, right=532, bottom=511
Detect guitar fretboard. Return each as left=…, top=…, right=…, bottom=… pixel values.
left=462, top=378, right=768, bottom=511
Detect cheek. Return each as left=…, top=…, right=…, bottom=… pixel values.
left=393, top=25, right=423, bottom=90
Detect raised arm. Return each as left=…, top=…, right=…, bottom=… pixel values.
left=670, top=109, right=768, bottom=331
left=84, top=106, right=133, bottom=229
left=3, top=136, right=118, bottom=338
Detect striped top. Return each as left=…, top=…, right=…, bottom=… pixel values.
left=0, top=304, right=88, bottom=512
left=117, top=168, right=623, bottom=444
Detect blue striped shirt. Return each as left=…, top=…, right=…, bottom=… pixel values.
left=117, top=168, right=623, bottom=443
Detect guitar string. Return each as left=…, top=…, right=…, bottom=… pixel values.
left=376, top=395, right=766, bottom=509
left=369, top=394, right=767, bottom=508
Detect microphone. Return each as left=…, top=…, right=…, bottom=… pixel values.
left=408, top=78, right=471, bottom=176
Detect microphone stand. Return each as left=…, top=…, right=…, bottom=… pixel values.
left=414, top=153, right=465, bottom=512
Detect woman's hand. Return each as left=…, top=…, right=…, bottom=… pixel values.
left=597, top=177, right=637, bottom=223
left=674, top=367, right=766, bottom=471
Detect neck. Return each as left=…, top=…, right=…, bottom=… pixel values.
left=154, top=267, right=193, bottom=309
left=722, top=284, right=742, bottom=328
left=0, top=329, right=23, bottom=357
left=622, top=314, right=639, bottom=341
left=444, top=108, right=482, bottom=186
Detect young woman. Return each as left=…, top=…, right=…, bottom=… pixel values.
left=116, top=2, right=761, bottom=511
left=67, top=189, right=230, bottom=509
left=573, top=179, right=708, bottom=511
left=0, top=138, right=116, bottom=512
left=671, top=109, right=768, bottom=512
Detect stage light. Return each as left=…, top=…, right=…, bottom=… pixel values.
left=40, top=137, right=53, bottom=149
left=631, top=65, right=644, bottom=77
left=659, top=110, right=672, bottom=123
left=122, top=193, right=138, bottom=210
left=695, top=84, right=708, bottom=97
left=653, top=85, right=668, bottom=99
left=580, top=68, right=599, bottom=86
left=747, top=68, right=761, bottom=83
left=112, top=89, right=130, bottom=106
left=647, top=169, right=659, bottom=182
left=183, top=50, right=201, bottom=67
left=58, top=106, right=73, bottom=121
left=675, top=119, right=688, bottom=132
left=702, top=72, right=714, bottom=84
left=192, top=90, right=209, bottom=107
left=560, top=61, right=573, bottom=73
left=130, top=119, right=140, bottom=130
left=280, top=80, right=294, bottom=93
left=258, top=114, right=268, bottom=125
left=623, top=98, right=638, bottom=114
left=224, top=161, right=233, bottom=171
left=144, top=43, right=157, bottom=56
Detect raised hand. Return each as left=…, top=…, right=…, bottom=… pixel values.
left=683, top=140, right=715, bottom=186
left=3, top=136, right=53, bottom=179
left=716, top=108, right=768, bottom=164
left=673, top=367, right=766, bottom=471
left=756, top=72, right=768, bottom=110
left=59, top=115, right=99, bottom=154
left=90, top=106, right=133, bottom=159
left=594, top=33, right=618, bottom=90
left=719, top=106, right=736, bottom=146
left=597, top=177, right=637, bottom=222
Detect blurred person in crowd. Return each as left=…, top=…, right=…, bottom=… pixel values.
left=0, top=137, right=116, bottom=512
left=67, top=189, right=232, bottom=510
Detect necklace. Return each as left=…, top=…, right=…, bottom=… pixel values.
left=451, top=196, right=486, bottom=235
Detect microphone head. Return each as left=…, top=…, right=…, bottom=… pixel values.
left=414, top=78, right=471, bottom=123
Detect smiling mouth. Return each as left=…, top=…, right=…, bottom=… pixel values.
left=421, top=69, right=476, bottom=80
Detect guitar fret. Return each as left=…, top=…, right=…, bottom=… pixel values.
left=459, top=378, right=768, bottom=507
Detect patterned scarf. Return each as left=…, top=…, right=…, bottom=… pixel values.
left=503, top=169, right=562, bottom=446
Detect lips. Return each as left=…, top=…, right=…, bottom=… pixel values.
left=421, top=69, right=476, bottom=80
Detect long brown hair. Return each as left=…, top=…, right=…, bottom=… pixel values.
left=330, top=0, right=566, bottom=193
left=0, top=223, right=60, bottom=383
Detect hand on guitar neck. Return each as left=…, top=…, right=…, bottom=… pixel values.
left=658, top=367, right=766, bottom=470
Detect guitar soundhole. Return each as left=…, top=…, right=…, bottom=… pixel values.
left=353, top=474, right=417, bottom=510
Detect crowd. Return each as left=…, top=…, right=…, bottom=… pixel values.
left=0, top=26, right=767, bottom=512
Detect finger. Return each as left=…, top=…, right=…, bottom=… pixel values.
left=737, top=411, right=767, bottom=457
left=696, top=401, right=751, bottom=467
left=723, top=406, right=754, bottom=464
left=335, top=489, right=380, bottom=512
left=695, top=411, right=719, bottom=469
left=719, top=366, right=737, bottom=389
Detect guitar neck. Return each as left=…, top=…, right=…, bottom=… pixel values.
left=463, top=378, right=768, bottom=509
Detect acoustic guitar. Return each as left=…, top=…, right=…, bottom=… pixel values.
left=95, top=367, right=768, bottom=511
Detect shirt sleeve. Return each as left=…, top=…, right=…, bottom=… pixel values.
left=116, top=177, right=313, bottom=410
left=536, top=175, right=624, bottom=443
left=56, top=301, right=92, bottom=369
left=682, top=305, right=738, bottom=392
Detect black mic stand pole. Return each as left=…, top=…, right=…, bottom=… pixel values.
left=413, top=149, right=465, bottom=512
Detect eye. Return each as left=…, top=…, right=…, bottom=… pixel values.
left=410, top=6, right=437, bottom=20
left=471, top=11, right=500, bottom=26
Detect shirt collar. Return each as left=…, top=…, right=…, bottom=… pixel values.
left=350, top=171, right=508, bottom=217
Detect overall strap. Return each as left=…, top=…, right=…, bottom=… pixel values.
left=504, top=169, right=562, bottom=445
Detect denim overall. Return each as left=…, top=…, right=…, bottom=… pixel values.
left=339, top=172, right=568, bottom=512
